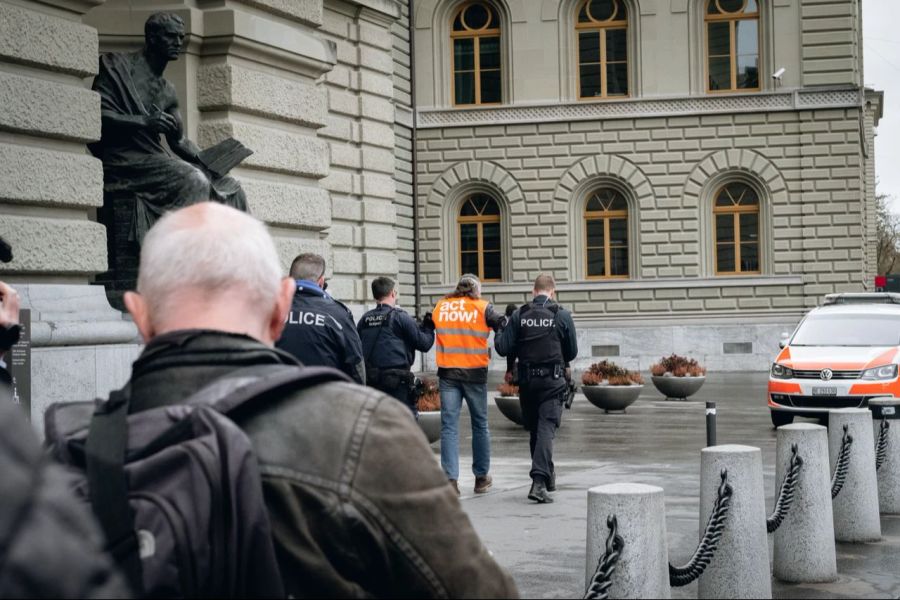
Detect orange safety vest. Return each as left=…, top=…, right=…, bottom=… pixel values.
left=432, top=297, right=492, bottom=369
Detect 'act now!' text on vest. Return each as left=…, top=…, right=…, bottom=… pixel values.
left=437, top=299, right=478, bottom=323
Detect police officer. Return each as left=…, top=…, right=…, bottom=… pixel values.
left=276, top=253, right=365, bottom=384
left=495, top=273, right=578, bottom=504
left=357, top=277, right=435, bottom=415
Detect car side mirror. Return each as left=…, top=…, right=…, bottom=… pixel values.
left=778, top=340, right=787, bottom=349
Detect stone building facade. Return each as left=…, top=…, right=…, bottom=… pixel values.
left=0, top=0, right=886, bottom=426
left=411, top=0, right=883, bottom=371
left=0, top=0, right=412, bottom=426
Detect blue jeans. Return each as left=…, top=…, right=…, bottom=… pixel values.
left=440, top=378, right=491, bottom=480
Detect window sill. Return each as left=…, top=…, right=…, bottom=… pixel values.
left=421, top=275, right=803, bottom=296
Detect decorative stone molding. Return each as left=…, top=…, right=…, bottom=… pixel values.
left=349, top=0, right=402, bottom=21
left=231, top=0, right=324, bottom=27
left=426, top=160, right=524, bottom=282
left=415, top=0, right=527, bottom=28
left=20, top=285, right=138, bottom=347
left=416, top=88, right=861, bottom=128
left=427, top=159, right=526, bottom=207
left=555, top=154, right=653, bottom=205
left=683, top=148, right=787, bottom=278
left=554, top=154, right=652, bottom=280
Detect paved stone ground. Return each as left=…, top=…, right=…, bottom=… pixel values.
left=436, top=373, right=900, bottom=599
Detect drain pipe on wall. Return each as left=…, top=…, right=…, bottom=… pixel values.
left=408, top=0, right=426, bottom=370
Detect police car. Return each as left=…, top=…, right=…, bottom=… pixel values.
left=768, top=293, right=900, bottom=427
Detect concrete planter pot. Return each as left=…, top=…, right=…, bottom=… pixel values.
left=495, top=395, right=524, bottom=426
left=651, top=375, right=706, bottom=401
left=417, top=410, right=441, bottom=444
left=583, top=384, right=642, bottom=413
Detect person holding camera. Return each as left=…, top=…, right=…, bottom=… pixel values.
left=495, top=273, right=578, bottom=504
left=357, top=277, right=435, bottom=416
left=0, top=274, right=129, bottom=597
left=0, top=281, right=21, bottom=392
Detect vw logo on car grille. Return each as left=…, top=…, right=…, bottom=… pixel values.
left=820, top=368, right=834, bottom=381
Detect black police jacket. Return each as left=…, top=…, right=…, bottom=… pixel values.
left=276, top=281, right=366, bottom=385
left=357, top=304, right=435, bottom=370
left=495, top=295, right=578, bottom=367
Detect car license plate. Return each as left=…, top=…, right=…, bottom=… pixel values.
left=812, top=386, right=838, bottom=396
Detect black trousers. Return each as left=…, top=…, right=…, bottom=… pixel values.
left=371, top=376, right=416, bottom=417
left=520, top=377, right=565, bottom=483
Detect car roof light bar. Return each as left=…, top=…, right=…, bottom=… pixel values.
left=823, top=293, right=900, bottom=306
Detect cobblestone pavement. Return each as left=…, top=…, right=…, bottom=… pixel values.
left=439, top=372, right=900, bottom=599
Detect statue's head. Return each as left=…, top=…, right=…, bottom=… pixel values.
left=145, top=13, right=185, bottom=61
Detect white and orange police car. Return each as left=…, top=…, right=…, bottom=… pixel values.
left=768, top=293, right=900, bottom=427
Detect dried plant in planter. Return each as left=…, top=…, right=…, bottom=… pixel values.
left=582, top=371, right=605, bottom=386
left=417, top=376, right=441, bottom=412
left=608, top=372, right=644, bottom=386
left=582, top=360, right=643, bottom=386
left=651, top=354, right=707, bottom=377
left=497, top=382, right=519, bottom=397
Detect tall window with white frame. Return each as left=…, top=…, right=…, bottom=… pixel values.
left=713, top=182, right=760, bottom=275
left=705, top=0, right=760, bottom=92
left=451, top=2, right=502, bottom=106
left=576, top=0, right=629, bottom=99
left=459, top=194, right=502, bottom=281
left=585, top=189, right=629, bottom=279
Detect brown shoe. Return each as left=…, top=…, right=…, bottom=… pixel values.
left=449, top=479, right=460, bottom=496
left=474, top=474, right=493, bottom=494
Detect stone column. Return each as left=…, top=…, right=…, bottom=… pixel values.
left=870, top=399, right=900, bottom=514
left=320, top=0, right=402, bottom=316
left=772, top=424, right=837, bottom=583
left=0, top=0, right=141, bottom=432
left=830, top=408, right=881, bottom=542
left=585, top=483, right=671, bottom=599
left=697, top=445, right=771, bottom=599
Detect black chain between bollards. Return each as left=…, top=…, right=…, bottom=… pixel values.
left=583, top=515, right=625, bottom=600
left=831, top=424, right=854, bottom=499
left=669, top=469, right=734, bottom=587
left=876, top=418, right=890, bottom=471
left=767, top=443, right=804, bottom=533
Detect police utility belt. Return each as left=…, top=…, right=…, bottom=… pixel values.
left=521, top=363, right=565, bottom=380
left=366, top=367, right=414, bottom=387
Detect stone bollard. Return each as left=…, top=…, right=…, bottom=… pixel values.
left=869, top=399, right=900, bottom=514
left=829, top=408, right=881, bottom=542
left=697, top=445, right=771, bottom=599
left=585, top=483, right=671, bottom=599
left=773, top=424, right=837, bottom=583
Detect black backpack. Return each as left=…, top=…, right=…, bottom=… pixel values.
left=44, top=364, right=349, bottom=598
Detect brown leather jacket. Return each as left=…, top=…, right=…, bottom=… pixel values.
left=124, top=330, right=518, bottom=599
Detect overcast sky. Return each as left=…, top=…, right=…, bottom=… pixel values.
left=863, top=0, right=900, bottom=211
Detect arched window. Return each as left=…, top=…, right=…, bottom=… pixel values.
left=459, top=194, right=502, bottom=281
left=705, top=0, right=759, bottom=92
left=585, top=189, right=629, bottom=278
left=576, top=0, right=629, bottom=99
left=451, top=2, right=502, bottom=106
left=713, top=182, right=760, bottom=274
